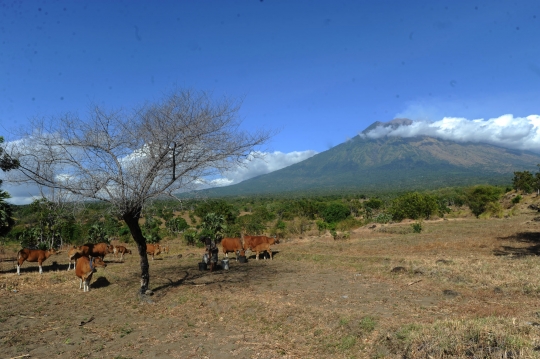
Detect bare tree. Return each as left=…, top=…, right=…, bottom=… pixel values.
left=5, top=89, right=271, bottom=295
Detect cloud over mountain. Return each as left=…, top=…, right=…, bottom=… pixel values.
left=362, top=114, right=540, bottom=153
left=207, top=150, right=318, bottom=187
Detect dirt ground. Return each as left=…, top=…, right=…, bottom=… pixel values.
left=3, top=210, right=540, bottom=358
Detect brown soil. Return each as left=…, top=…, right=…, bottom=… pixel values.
left=3, top=210, right=540, bottom=358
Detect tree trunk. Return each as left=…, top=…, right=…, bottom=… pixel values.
left=123, top=210, right=150, bottom=295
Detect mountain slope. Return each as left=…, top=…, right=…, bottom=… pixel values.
left=200, top=129, right=540, bottom=197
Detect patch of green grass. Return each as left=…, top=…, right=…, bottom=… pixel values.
left=338, top=335, right=356, bottom=351
left=359, top=316, right=376, bottom=333
left=395, top=323, right=422, bottom=342
left=119, top=324, right=133, bottom=338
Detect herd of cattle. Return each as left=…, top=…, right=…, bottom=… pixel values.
left=13, top=235, right=279, bottom=291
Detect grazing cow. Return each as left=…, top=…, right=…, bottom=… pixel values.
left=113, top=245, right=132, bottom=261
left=220, top=237, right=245, bottom=261
left=17, top=248, right=58, bottom=275
left=73, top=242, right=113, bottom=261
left=146, top=243, right=161, bottom=260
left=243, top=235, right=279, bottom=260
left=75, top=256, right=107, bottom=292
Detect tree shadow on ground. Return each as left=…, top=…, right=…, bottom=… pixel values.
left=494, top=232, right=540, bottom=256
left=151, top=260, right=285, bottom=295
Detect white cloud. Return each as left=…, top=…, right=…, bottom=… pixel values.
left=362, top=114, right=540, bottom=153
left=3, top=149, right=318, bottom=203
left=207, top=150, right=318, bottom=187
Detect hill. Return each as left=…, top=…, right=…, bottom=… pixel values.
left=198, top=121, right=540, bottom=197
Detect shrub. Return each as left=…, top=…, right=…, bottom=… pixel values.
left=512, top=195, right=522, bottom=204
left=166, top=217, right=189, bottom=236
left=466, top=185, right=504, bottom=217
left=411, top=222, right=422, bottom=233
left=374, top=213, right=392, bottom=224
left=144, top=232, right=161, bottom=244
left=364, top=197, right=383, bottom=210
left=183, top=229, right=198, bottom=246
left=270, top=220, right=287, bottom=239
left=194, top=199, right=238, bottom=224
left=483, top=201, right=504, bottom=218
left=336, top=217, right=362, bottom=231
left=321, top=203, right=351, bottom=223
left=316, top=220, right=328, bottom=234
left=237, top=214, right=266, bottom=236
left=388, top=192, right=446, bottom=221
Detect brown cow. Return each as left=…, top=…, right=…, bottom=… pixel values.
left=75, top=256, right=107, bottom=292
left=17, top=248, right=58, bottom=275
left=113, top=245, right=132, bottom=261
left=146, top=243, right=161, bottom=260
left=220, top=237, right=245, bottom=261
left=72, top=243, right=113, bottom=262
left=243, top=235, right=279, bottom=260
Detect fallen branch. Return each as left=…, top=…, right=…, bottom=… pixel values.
left=9, top=355, right=31, bottom=359
left=407, top=279, right=422, bottom=286
left=79, top=316, right=95, bottom=326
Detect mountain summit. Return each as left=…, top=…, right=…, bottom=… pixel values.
left=361, top=118, right=413, bottom=134
left=202, top=120, right=540, bottom=196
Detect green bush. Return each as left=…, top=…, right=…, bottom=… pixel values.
left=270, top=220, right=287, bottom=239
left=183, top=229, right=198, bottom=246
left=237, top=214, right=267, bottom=235
left=374, top=213, right=392, bottom=224
left=466, top=185, right=504, bottom=217
left=166, top=217, right=189, bottom=236
left=388, top=192, right=448, bottom=221
left=364, top=197, right=383, bottom=210
left=336, top=217, right=362, bottom=231
left=321, top=202, right=351, bottom=223
left=144, top=232, right=161, bottom=244
left=194, top=200, right=238, bottom=224
left=411, top=222, right=422, bottom=233
left=512, top=195, right=522, bottom=204
left=316, top=220, right=327, bottom=234
left=483, top=201, right=504, bottom=218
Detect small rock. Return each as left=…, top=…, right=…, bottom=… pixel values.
left=442, top=289, right=459, bottom=297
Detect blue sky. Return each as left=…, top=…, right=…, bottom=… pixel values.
left=1, top=0, right=540, bottom=203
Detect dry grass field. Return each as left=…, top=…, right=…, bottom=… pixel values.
left=3, top=203, right=540, bottom=358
